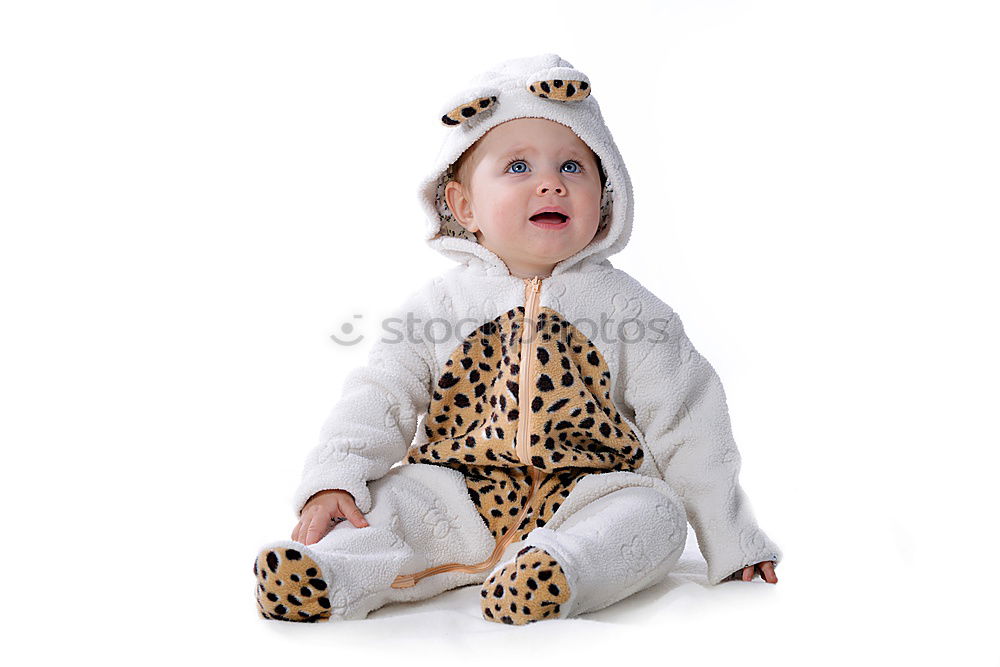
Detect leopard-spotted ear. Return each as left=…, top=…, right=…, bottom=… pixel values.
left=440, top=95, right=499, bottom=126
left=526, top=66, right=591, bottom=102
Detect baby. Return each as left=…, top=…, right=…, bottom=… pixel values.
left=253, top=53, right=782, bottom=625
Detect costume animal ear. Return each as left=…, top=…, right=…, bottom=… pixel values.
left=526, top=66, right=590, bottom=101
left=439, top=88, right=500, bottom=126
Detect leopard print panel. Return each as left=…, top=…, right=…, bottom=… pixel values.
left=254, top=547, right=332, bottom=622
left=405, top=305, right=643, bottom=543
left=480, top=546, right=570, bottom=624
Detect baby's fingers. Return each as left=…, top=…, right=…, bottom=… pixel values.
left=301, top=509, right=333, bottom=545
left=291, top=511, right=313, bottom=542
left=339, top=498, right=369, bottom=529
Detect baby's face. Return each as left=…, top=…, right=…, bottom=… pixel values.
left=444, top=118, right=603, bottom=278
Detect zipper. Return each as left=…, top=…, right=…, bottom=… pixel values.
left=391, top=276, right=544, bottom=590
left=516, top=276, right=542, bottom=465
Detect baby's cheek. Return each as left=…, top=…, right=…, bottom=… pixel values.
left=577, top=214, right=600, bottom=242
left=491, top=201, right=523, bottom=226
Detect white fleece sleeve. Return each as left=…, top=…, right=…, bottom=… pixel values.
left=291, top=287, right=435, bottom=517
left=622, top=303, right=782, bottom=585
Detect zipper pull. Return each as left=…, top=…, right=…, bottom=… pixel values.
left=531, top=276, right=542, bottom=292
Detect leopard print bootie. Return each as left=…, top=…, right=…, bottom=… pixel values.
left=480, top=545, right=570, bottom=625
left=254, top=546, right=333, bottom=622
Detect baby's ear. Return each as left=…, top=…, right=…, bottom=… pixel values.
left=443, top=179, right=478, bottom=233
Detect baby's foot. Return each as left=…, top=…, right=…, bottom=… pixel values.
left=253, top=546, right=332, bottom=622
left=480, top=546, right=570, bottom=625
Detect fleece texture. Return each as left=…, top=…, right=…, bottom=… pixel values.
left=485, top=473, right=690, bottom=619
left=281, top=53, right=781, bottom=617
left=262, top=464, right=497, bottom=621
left=262, top=464, right=688, bottom=621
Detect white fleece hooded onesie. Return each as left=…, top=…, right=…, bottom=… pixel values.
left=253, top=53, right=782, bottom=624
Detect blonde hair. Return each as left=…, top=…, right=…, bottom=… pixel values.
left=448, top=141, right=479, bottom=186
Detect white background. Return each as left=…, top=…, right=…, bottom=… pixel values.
left=2, top=1, right=998, bottom=664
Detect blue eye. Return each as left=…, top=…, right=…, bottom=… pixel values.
left=562, top=160, right=582, bottom=173
left=503, top=158, right=584, bottom=174
left=506, top=160, right=528, bottom=174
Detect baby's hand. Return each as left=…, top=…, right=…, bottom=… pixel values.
left=729, top=561, right=778, bottom=584
left=292, top=489, right=369, bottom=545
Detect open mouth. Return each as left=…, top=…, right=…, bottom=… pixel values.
left=529, top=212, right=569, bottom=226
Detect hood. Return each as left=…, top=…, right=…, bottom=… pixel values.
left=416, top=53, right=634, bottom=277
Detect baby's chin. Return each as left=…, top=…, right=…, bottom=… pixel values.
left=490, top=243, right=593, bottom=266
left=532, top=234, right=598, bottom=258
left=476, top=226, right=598, bottom=263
